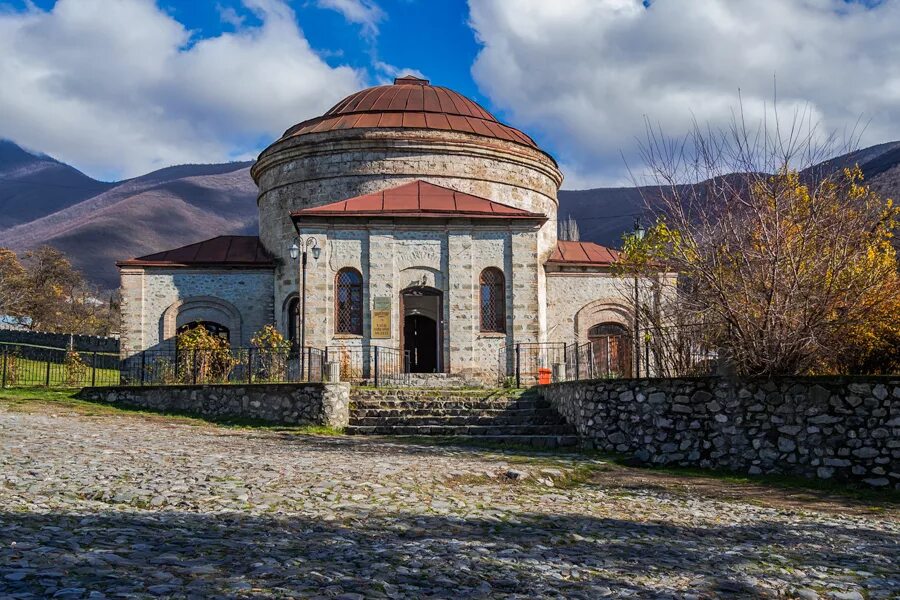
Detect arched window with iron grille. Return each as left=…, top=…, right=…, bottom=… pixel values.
left=479, top=267, right=506, bottom=333
left=335, top=268, right=363, bottom=335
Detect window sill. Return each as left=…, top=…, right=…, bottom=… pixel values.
left=332, top=333, right=364, bottom=339
left=477, top=332, right=507, bottom=338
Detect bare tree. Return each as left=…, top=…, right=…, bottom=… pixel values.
left=618, top=105, right=899, bottom=376
left=558, top=214, right=581, bottom=241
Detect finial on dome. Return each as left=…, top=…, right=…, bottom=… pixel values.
left=394, top=75, right=429, bottom=85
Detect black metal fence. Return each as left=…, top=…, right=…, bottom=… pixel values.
left=1, top=343, right=121, bottom=388
left=120, top=346, right=326, bottom=386
left=326, top=345, right=409, bottom=387
left=498, top=325, right=720, bottom=387
left=0, top=340, right=415, bottom=389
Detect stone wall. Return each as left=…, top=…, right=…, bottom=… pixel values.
left=292, top=224, right=540, bottom=381
left=541, top=376, right=899, bottom=488
left=0, top=330, right=119, bottom=353
left=77, top=382, right=351, bottom=429
left=545, top=269, right=630, bottom=344
left=119, top=267, right=274, bottom=356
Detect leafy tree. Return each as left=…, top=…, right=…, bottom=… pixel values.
left=176, top=325, right=236, bottom=383
left=0, top=248, right=27, bottom=320
left=0, top=246, right=119, bottom=335
left=250, top=324, right=290, bottom=381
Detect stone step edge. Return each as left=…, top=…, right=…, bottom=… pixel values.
left=345, top=426, right=576, bottom=435
left=343, top=433, right=580, bottom=447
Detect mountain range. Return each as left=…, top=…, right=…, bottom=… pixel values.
left=1, top=139, right=898, bottom=290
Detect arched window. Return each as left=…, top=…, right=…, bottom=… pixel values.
left=588, top=322, right=632, bottom=378
left=176, top=321, right=230, bottom=343
left=479, top=267, right=506, bottom=333
left=335, top=268, right=363, bottom=335
left=285, top=296, right=301, bottom=347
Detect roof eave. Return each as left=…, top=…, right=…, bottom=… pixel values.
left=545, top=260, right=618, bottom=268
left=117, top=260, right=274, bottom=269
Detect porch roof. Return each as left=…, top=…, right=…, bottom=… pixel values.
left=291, top=180, right=547, bottom=222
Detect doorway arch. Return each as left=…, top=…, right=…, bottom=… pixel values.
left=400, top=286, right=443, bottom=373
left=588, top=322, right=632, bottom=378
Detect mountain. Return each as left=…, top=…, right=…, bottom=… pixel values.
left=557, top=141, right=900, bottom=248
left=0, top=143, right=257, bottom=289
left=0, top=140, right=114, bottom=229
left=1, top=141, right=898, bottom=290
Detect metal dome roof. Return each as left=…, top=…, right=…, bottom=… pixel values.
left=276, top=75, right=539, bottom=149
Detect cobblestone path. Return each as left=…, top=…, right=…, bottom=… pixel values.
left=1, top=400, right=898, bottom=599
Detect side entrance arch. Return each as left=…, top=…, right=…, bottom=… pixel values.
left=588, top=322, right=632, bottom=378
left=400, top=286, right=443, bottom=373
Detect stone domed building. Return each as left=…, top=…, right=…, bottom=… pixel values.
left=118, top=76, right=639, bottom=382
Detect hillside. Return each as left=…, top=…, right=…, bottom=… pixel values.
left=0, top=145, right=257, bottom=289
left=0, top=140, right=113, bottom=229
left=1, top=141, right=898, bottom=290
left=557, top=141, right=900, bottom=248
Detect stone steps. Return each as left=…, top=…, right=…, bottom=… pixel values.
left=347, top=388, right=576, bottom=446
left=350, top=414, right=569, bottom=427
left=351, top=400, right=550, bottom=411
left=344, top=433, right=580, bottom=448
left=351, top=407, right=562, bottom=418
left=345, top=424, right=576, bottom=436
left=379, top=373, right=485, bottom=389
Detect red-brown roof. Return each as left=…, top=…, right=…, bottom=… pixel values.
left=292, top=180, right=547, bottom=221
left=547, top=241, right=620, bottom=267
left=117, top=236, right=274, bottom=268
left=277, top=76, right=539, bottom=150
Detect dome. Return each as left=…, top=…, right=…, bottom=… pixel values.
left=276, top=75, right=539, bottom=149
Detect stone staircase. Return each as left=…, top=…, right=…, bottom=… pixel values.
left=346, top=387, right=578, bottom=447
left=380, top=372, right=485, bottom=389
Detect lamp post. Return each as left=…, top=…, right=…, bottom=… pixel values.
left=632, top=219, right=645, bottom=378
left=289, top=236, right=321, bottom=363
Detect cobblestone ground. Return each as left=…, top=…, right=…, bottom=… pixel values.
left=1, top=399, right=898, bottom=599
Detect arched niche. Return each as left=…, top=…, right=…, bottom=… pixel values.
left=573, top=298, right=632, bottom=343
left=161, top=296, right=243, bottom=346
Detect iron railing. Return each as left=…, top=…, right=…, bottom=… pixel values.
left=498, top=325, right=721, bottom=387
left=0, top=343, right=121, bottom=388
left=119, top=346, right=326, bottom=386
left=326, top=345, right=410, bottom=387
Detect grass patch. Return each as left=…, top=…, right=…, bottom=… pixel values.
left=0, top=387, right=344, bottom=436
left=1, top=356, right=120, bottom=387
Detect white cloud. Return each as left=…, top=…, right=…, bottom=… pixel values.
left=468, top=0, right=900, bottom=188
left=373, top=61, right=428, bottom=85
left=217, top=4, right=246, bottom=29
left=316, top=0, right=384, bottom=38
left=0, top=0, right=364, bottom=179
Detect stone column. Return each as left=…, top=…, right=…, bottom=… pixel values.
left=447, top=229, right=475, bottom=375
left=510, top=230, right=541, bottom=344
left=118, top=267, right=145, bottom=358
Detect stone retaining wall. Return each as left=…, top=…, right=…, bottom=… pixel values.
left=0, top=330, right=119, bottom=353
left=540, top=376, right=899, bottom=488
left=77, top=383, right=351, bottom=429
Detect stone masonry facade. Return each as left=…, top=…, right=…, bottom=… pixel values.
left=77, top=382, right=351, bottom=429
left=254, top=127, right=561, bottom=381
left=119, top=267, right=274, bottom=356
left=541, top=376, right=900, bottom=488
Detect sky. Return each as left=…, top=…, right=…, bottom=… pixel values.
left=1, top=0, right=899, bottom=188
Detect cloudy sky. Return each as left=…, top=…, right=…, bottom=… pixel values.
left=1, top=0, right=898, bottom=187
